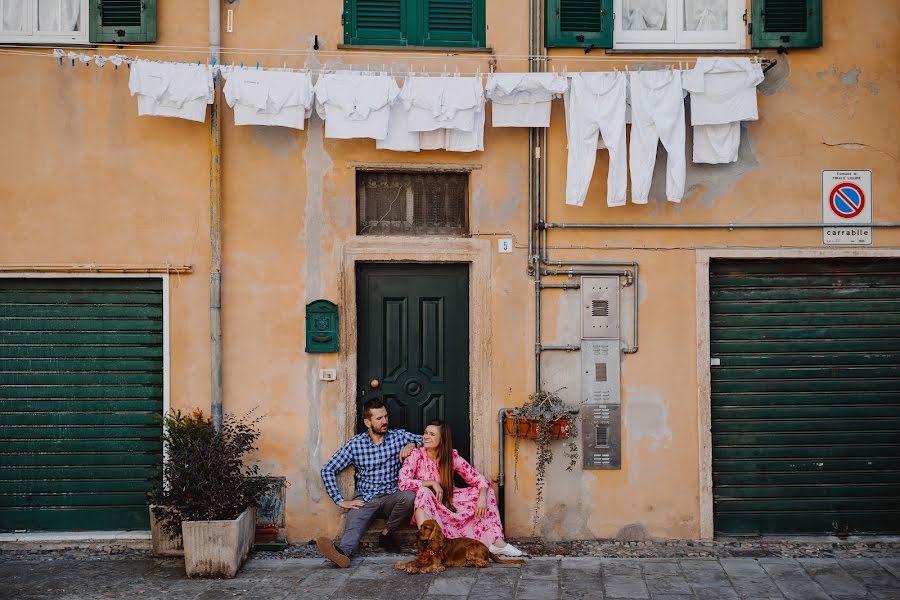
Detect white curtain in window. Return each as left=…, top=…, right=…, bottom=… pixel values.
left=1, top=0, right=26, bottom=32
left=623, top=0, right=667, bottom=31
left=684, top=0, right=728, bottom=31
left=38, top=0, right=80, bottom=32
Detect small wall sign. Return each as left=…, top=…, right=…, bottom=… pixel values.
left=822, top=170, right=872, bottom=245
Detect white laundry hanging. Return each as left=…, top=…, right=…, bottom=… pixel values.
left=683, top=57, right=764, bottom=164
left=564, top=72, right=628, bottom=207
left=223, top=68, right=314, bottom=130
left=128, top=60, right=214, bottom=123
left=314, top=73, right=400, bottom=140
left=377, top=76, right=485, bottom=153
left=485, top=72, right=568, bottom=128
left=629, top=69, right=686, bottom=204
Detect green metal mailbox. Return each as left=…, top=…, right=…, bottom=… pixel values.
left=305, top=300, right=338, bottom=353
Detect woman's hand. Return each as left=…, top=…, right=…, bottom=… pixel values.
left=422, top=480, right=443, bottom=503
left=475, top=489, right=487, bottom=518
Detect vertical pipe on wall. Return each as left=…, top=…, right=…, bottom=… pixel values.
left=209, top=0, right=223, bottom=433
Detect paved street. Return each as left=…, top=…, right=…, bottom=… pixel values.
left=1, top=554, right=899, bottom=600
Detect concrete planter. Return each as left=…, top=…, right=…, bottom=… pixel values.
left=149, top=505, right=184, bottom=557
left=182, top=507, right=256, bottom=578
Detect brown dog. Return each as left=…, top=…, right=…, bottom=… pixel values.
left=395, top=520, right=526, bottom=574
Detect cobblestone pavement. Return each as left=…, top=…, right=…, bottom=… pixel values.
left=1, top=552, right=899, bottom=600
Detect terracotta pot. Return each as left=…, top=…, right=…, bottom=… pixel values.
left=504, top=412, right=570, bottom=440
left=255, top=523, right=280, bottom=544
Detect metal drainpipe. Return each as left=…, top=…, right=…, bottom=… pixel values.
left=209, top=0, right=223, bottom=433
left=497, top=408, right=511, bottom=526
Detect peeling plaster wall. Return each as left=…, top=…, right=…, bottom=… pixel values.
left=0, top=0, right=897, bottom=543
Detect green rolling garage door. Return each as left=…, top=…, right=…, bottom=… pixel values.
left=711, top=259, right=900, bottom=536
left=0, top=278, right=163, bottom=531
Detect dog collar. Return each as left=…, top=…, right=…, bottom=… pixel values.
left=417, top=549, right=444, bottom=561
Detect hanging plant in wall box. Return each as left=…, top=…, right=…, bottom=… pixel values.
left=505, top=389, right=580, bottom=526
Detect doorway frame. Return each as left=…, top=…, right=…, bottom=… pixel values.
left=339, top=236, right=493, bottom=475
left=696, top=247, right=900, bottom=539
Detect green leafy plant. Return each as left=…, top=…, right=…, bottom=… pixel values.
left=507, top=389, right=580, bottom=526
left=148, top=409, right=276, bottom=537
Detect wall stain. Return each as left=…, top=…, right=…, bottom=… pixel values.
left=250, top=126, right=299, bottom=160
left=648, top=100, right=759, bottom=211
left=300, top=113, right=333, bottom=503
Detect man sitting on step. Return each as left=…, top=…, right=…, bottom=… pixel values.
left=317, top=398, right=421, bottom=567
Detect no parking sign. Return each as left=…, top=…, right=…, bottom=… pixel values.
left=822, top=170, right=872, bottom=245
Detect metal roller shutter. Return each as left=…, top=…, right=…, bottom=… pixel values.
left=711, top=259, right=900, bottom=536
left=0, top=278, right=163, bottom=532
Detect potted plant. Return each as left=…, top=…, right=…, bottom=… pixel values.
left=505, top=389, right=580, bottom=525
left=146, top=410, right=211, bottom=557
left=149, top=409, right=275, bottom=578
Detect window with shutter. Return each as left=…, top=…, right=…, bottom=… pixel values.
left=546, top=0, right=613, bottom=48
left=90, top=0, right=156, bottom=43
left=344, top=0, right=409, bottom=46
left=0, top=0, right=89, bottom=44
left=751, top=0, right=822, bottom=48
left=422, top=0, right=484, bottom=47
left=344, top=0, right=485, bottom=47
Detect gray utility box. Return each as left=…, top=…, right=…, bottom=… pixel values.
left=581, top=277, right=622, bottom=470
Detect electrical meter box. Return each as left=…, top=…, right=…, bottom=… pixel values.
left=305, top=300, right=338, bottom=353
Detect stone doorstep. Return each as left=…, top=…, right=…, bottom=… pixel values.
left=0, top=531, right=152, bottom=552
left=352, top=518, right=419, bottom=550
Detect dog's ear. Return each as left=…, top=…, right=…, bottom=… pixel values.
left=425, top=521, right=445, bottom=551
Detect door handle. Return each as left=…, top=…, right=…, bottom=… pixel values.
left=370, top=379, right=380, bottom=389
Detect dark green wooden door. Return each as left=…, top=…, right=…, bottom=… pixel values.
left=357, top=263, right=470, bottom=459
left=711, top=259, right=900, bottom=536
left=0, top=278, right=163, bottom=531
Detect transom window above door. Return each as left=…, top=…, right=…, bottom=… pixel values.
left=356, top=170, right=469, bottom=236
left=614, top=0, right=745, bottom=49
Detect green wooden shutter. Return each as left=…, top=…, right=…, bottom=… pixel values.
left=545, top=0, right=613, bottom=48
left=0, top=278, right=163, bottom=532
left=344, top=0, right=410, bottom=46
left=420, top=0, right=485, bottom=48
left=710, top=259, right=900, bottom=536
left=89, top=0, right=156, bottom=43
left=752, top=0, right=822, bottom=48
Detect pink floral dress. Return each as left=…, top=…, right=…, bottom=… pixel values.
left=398, top=447, right=504, bottom=546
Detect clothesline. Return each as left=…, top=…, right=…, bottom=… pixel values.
left=0, top=42, right=766, bottom=63
left=24, top=48, right=766, bottom=79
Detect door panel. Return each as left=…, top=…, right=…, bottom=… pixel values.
left=357, top=263, right=470, bottom=460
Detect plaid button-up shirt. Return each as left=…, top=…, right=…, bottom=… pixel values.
left=321, top=428, right=423, bottom=504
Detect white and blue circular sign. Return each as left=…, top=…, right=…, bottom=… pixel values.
left=829, top=182, right=865, bottom=219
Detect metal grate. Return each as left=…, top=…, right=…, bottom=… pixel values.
left=595, top=362, right=607, bottom=382
left=357, top=0, right=403, bottom=29
left=591, top=299, right=609, bottom=317
left=560, top=0, right=604, bottom=32
left=428, top=0, right=474, bottom=32
left=595, top=425, right=609, bottom=447
left=356, top=171, right=468, bottom=236
left=101, top=0, right=143, bottom=27
left=763, top=0, right=808, bottom=32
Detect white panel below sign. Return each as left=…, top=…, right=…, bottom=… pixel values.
left=822, top=170, right=872, bottom=245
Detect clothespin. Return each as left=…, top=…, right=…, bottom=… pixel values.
left=489, top=63, right=493, bottom=74
left=256, top=61, right=260, bottom=70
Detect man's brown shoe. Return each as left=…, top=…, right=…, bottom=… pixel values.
left=316, top=536, right=351, bottom=568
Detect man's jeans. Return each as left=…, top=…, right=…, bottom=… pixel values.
left=337, top=489, right=416, bottom=556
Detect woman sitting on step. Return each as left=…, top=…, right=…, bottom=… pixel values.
left=398, top=419, right=525, bottom=557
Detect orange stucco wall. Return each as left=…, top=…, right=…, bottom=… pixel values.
left=1, top=0, right=898, bottom=542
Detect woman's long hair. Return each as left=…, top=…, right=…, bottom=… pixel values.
left=427, top=420, right=457, bottom=513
